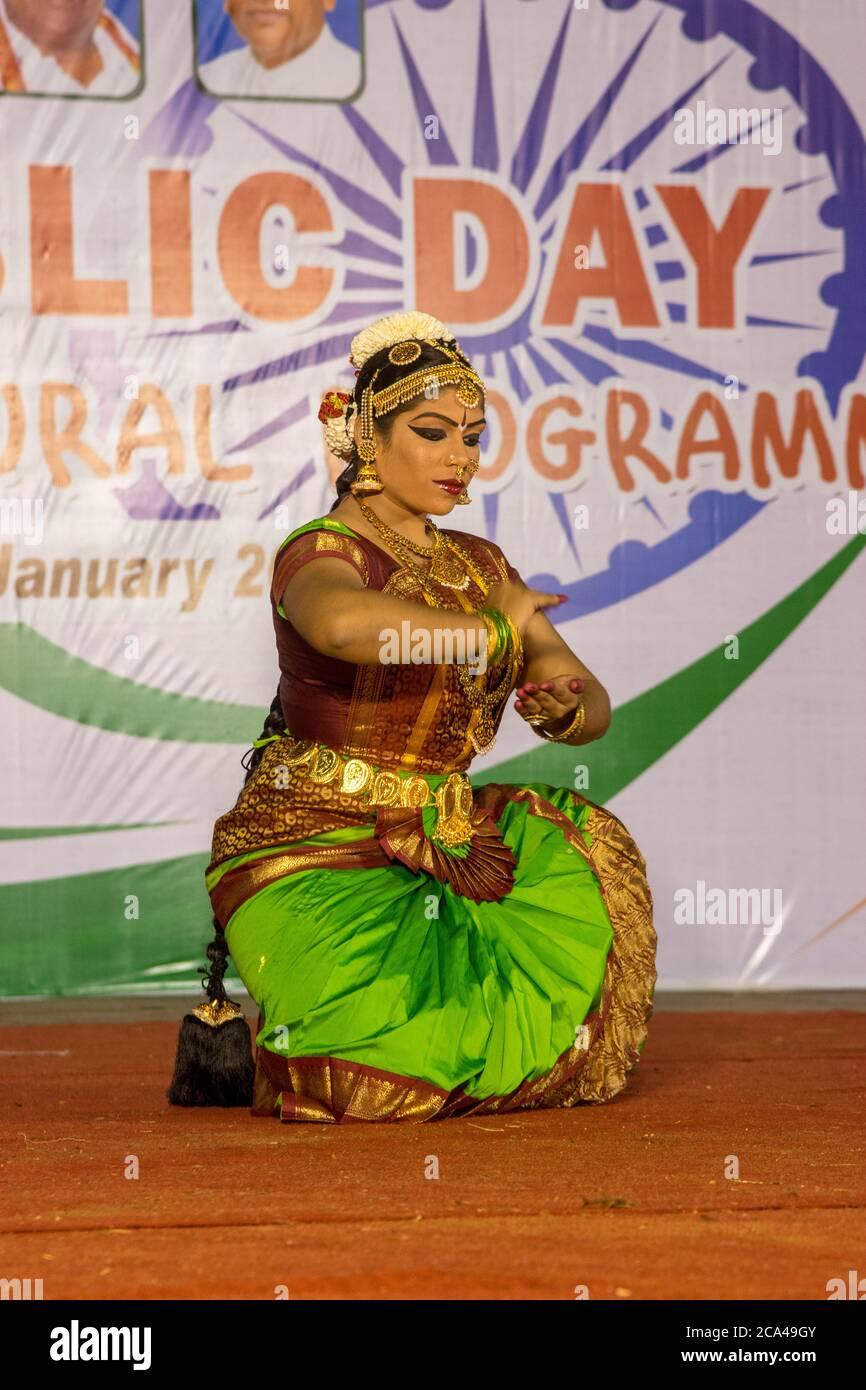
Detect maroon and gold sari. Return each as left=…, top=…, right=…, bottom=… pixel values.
left=204, top=517, right=656, bottom=1124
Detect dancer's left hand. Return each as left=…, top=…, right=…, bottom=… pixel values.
left=514, top=676, right=584, bottom=729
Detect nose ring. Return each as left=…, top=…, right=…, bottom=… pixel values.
left=448, top=455, right=477, bottom=483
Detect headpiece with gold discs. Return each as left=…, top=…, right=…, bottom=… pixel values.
left=318, top=310, right=486, bottom=501
left=350, top=337, right=485, bottom=495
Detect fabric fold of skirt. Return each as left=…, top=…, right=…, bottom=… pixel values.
left=205, top=782, right=656, bottom=1123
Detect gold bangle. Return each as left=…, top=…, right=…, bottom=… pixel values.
left=532, top=697, right=586, bottom=743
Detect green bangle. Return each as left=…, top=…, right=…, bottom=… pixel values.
left=491, top=608, right=510, bottom=663
left=475, top=607, right=497, bottom=663
left=477, top=606, right=509, bottom=665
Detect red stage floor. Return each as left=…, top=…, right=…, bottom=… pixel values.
left=1, top=1006, right=864, bottom=1299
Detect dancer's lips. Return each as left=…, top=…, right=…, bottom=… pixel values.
left=433, top=479, right=464, bottom=495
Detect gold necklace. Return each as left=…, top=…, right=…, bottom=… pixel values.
left=356, top=498, right=435, bottom=556
left=354, top=506, right=516, bottom=756
left=356, top=498, right=469, bottom=590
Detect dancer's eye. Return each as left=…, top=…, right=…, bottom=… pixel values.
left=408, top=422, right=483, bottom=444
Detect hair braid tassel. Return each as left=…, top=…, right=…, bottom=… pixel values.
left=167, top=689, right=288, bottom=1107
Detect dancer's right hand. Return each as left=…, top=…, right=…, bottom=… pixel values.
left=484, top=580, right=567, bottom=636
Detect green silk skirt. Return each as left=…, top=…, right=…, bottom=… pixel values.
left=205, top=779, right=656, bottom=1124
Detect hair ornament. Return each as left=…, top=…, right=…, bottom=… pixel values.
left=388, top=340, right=423, bottom=367
left=317, top=390, right=351, bottom=424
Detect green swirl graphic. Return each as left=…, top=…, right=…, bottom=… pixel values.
left=0, top=531, right=862, bottom=994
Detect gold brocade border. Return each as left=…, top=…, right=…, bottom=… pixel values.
left=254, top=1046, right=451, bottom=1124
left=251, top=1017, right=603, bottom=1125
left=247, top=786, right=656, bottom=1123
left=473, top=783, right=656, bottom=1104
left=437, top=1002, right=605, bottom=1118
left=208, top=839, right=388, bottom=929
left=401, top=662, right=447, bottom=765
left=311, top=531, right=370, bottom=585
left=274, top=530, right=370, bottom=608
left=547, top=794, right=657, bottom=1105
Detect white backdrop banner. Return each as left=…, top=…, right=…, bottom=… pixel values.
left=1, top=0, right=864, bottom=994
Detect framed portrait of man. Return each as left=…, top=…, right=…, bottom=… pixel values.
left=0, top=0, right=143, bottom=99
left=194, top=0, right=364, bottom=103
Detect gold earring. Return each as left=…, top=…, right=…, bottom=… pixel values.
left=350, top=459, right=383, bottom=496
left=350, top=379, right=384, bottom=495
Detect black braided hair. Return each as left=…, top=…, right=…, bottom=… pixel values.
left=329, top=336, right=482, bottom=511
left=240, top=689, right=288, bottom=784
left=167, top=690, right=287, bottom=1106
left=170, top=337, right=482, bottom=1104
left=200, top=690, right=287, bottom=1006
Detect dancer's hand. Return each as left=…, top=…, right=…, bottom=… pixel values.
left=484, top=580, right=567, bottom=636
left=514, top=675, right=585, bottom=730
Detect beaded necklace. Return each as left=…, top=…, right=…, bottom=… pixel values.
left=354, top=500, right=517, bottom=755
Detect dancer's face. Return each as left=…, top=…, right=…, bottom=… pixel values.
left=7, top=0, right=104, bottom=50
left=224, top=0, right=334, bottom=57
left=362, top=386, right=486, bottom=517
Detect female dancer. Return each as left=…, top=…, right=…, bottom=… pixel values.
left=168, top=310, right=656, bottom=1123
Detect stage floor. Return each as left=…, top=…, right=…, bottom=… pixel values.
left=1, top=996, right=864, bottom=1300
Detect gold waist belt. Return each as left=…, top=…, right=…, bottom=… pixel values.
left=273, top=735, right=475, bottom=848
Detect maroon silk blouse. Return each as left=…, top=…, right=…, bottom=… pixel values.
left=269, top=517, right=522, bottom=776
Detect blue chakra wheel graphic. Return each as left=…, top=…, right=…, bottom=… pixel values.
left=113, top=0, right=866, bottom=618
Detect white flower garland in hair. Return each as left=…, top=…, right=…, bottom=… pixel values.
left=349, top=310, right=455, bottom=369
left=321, top=397, right=357, bottom=461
